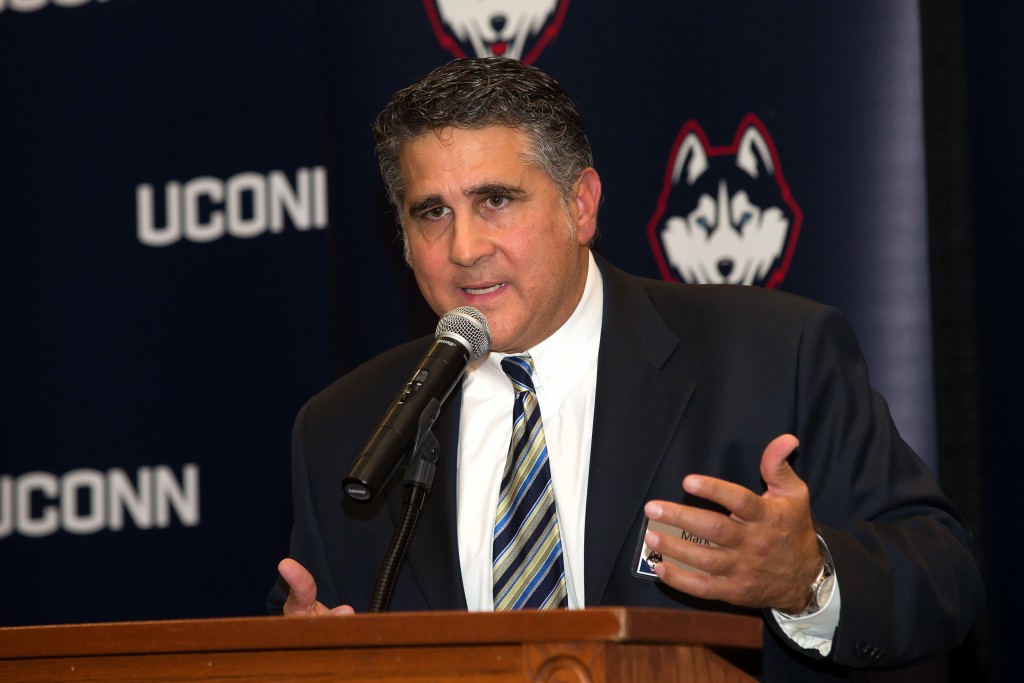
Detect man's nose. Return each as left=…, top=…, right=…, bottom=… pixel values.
left=448, top=216, right=494, bottom=267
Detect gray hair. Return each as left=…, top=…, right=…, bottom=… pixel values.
left=373, top=57, right=594, bottom=218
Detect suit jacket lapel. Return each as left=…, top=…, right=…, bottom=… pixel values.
left=386, top=388, right=468, bottom=610
left=584, top=258, right=696, bottom=606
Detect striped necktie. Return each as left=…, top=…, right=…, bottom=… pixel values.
left=492, top=354, right=568, bottom=610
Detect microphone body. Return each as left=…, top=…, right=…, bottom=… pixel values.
left=343, top=307, right=490, bottom=502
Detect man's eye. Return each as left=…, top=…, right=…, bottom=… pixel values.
left=423, top=206, right=450, bottom=220
left=484, top=196, right=509, bottom=210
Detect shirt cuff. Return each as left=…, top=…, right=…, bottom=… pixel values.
left=771, top=572, right=841, bottom=656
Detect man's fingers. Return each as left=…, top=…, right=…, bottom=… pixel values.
left=329, top=604, right=356, bottom=615
left=679, top=473, right=766, bottom=524
left=646, top=498, right=742, bottom=548
left=652, top=558, right=719, bottom=596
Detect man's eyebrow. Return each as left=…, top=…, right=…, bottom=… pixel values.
left=466, top=182, right=526, bottom=198
left=407, top=194, right=444, bottom=216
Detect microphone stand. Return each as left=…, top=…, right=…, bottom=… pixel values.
left=367, top=399, right=441, bottom=613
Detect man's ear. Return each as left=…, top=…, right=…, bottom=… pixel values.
left=573, top=168, right=602, bottom=245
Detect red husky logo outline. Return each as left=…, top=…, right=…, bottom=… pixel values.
left=424, top=0, right=570, bottom=64
left=646, top=114, right=802, bottom=288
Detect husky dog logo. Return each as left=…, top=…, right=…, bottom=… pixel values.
left=646, top=114, right=802, bottom=288
left=424, top=0, right=570, bottom=63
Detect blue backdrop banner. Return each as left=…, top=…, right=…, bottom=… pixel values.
left=1, top=0, right=936, bottom=626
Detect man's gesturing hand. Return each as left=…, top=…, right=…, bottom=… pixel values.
left=643, top=434, right=822, bottom=613
left=278, top=558, right=355, bottom=616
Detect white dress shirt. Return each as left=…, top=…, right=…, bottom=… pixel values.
left=458, top=252, right=603, bottom=610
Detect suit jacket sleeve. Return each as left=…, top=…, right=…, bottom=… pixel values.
left=767, top=303, right=983, bottom=668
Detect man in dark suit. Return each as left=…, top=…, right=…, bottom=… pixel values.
left=269, top=57, right=982, bottom=680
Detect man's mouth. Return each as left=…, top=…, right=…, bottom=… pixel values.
left=463, top=283, right=506, bottom=295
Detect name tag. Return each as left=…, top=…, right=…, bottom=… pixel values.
left=632, top=517, right=715, bottom=580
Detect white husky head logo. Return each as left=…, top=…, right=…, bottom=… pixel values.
left=426, top=0, right=567, bottom=63
left=646, top=115, right=802, bottom=288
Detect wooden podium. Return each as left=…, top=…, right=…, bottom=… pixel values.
left=0, top=608, right=762, bottom=682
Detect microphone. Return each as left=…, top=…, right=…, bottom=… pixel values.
left=342, top=306, right=491, bottom=502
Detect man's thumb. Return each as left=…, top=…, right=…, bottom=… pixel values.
left=760, top=433, right=800, bottom=490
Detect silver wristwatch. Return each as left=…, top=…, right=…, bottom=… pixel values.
left=782, top=533, right=835, bottom=618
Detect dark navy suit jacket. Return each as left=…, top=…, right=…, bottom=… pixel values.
left=269, top=256, right=983, bottom=680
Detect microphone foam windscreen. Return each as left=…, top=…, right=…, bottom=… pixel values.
left=436, top=307, right=491, bottom=361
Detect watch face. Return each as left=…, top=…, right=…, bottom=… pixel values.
left=812, top=572, right=835, bottom=611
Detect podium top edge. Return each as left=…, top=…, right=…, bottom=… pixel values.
left=0, top=607, right=763, bottom=660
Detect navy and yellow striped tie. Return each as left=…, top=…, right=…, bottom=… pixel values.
left=492, top=354, right=568, bottom=610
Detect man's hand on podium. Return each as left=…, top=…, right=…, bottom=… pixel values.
left=278, top=558, right=356, bottom=616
